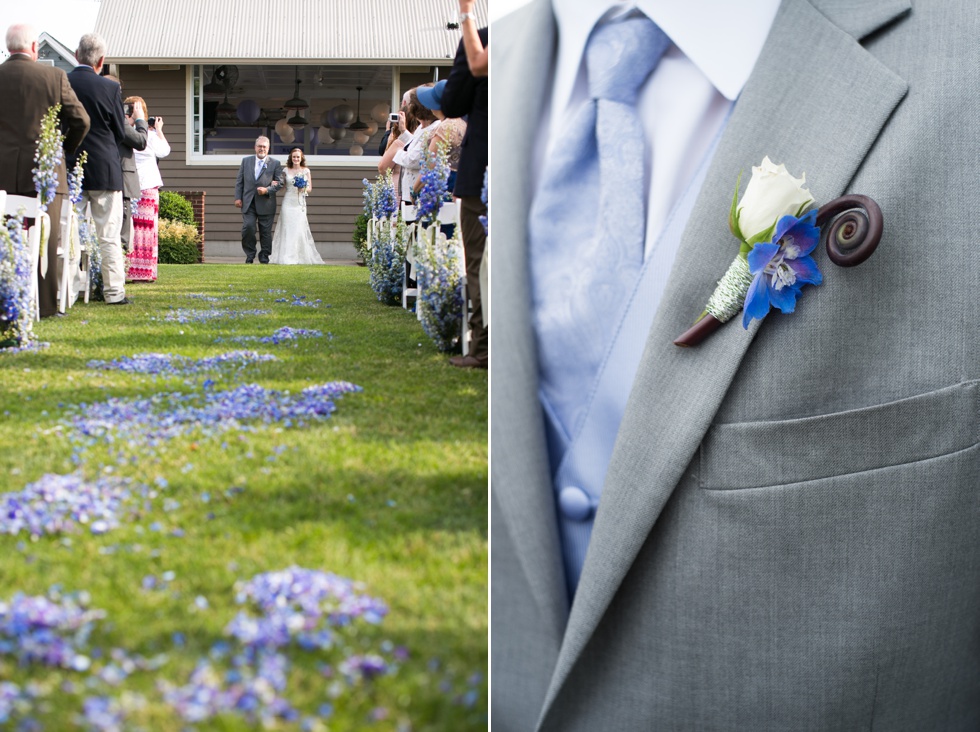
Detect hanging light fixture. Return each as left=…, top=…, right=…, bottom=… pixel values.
left=216, top=91, right=236, bottom=115
left=349, top=85, right=369, bottom=131
left=283, top=66, right=309, bottom=111
left=284, top=66, right=309, bottom=128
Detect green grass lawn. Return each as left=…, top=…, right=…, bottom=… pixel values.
left=0, top=264, right=487, bottom=730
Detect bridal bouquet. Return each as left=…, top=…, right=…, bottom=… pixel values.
left=292, top=175, right=308, bottom=191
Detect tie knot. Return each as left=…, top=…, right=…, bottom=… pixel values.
left=586, top=15, right=670, bottom=104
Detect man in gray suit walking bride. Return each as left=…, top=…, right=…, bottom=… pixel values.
left=234, top=135, right=284, bottom=264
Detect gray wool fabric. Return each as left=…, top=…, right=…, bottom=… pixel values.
left=489, top=0, right=980, bottom=730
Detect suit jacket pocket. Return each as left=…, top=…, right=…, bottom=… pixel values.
left=700, top=381, right=978, bottom=490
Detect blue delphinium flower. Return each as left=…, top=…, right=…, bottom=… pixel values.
left=361, top=178, right=374, bottom=217
left=32, top=105, right=64, bottom=212
left=416, top=230, right=464, bottom=351
left=372, top=171, right=397, bottom=220
left=0, top=217, right=35, bottom=348
left=416, top=144, right=450, bottom=226
left=742, top=209, right=822, bottom=328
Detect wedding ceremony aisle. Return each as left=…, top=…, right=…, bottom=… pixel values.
left=0, top=264, right=487, bottom=730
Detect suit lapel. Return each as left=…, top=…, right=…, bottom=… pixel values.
left=538, top=0, right=909, bottom=721
left=491, top=0, right=570, bottom=645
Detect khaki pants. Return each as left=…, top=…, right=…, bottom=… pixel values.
left=82, top=190, right=126, bottom=303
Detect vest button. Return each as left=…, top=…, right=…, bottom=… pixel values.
left=558, top=486, right=595, bottom=522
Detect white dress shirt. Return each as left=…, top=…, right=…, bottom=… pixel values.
left=537, top=0, right=781, bottom=258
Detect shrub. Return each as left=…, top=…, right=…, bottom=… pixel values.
left=158, top=191, right=195, bottom=226
left=352, top=212, right=369, bottom=265
left=158, top=220, right=201, bottom=264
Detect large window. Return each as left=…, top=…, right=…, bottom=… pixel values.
left=189, top=64, right=411, bottom=165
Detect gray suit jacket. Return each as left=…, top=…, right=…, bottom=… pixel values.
left=491, top=0, right=980, bottom=729
left=235, top=155, right=284, bottom=215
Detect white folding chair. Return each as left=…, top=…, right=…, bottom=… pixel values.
left=79, top=201, right=92, bottom=304
left=57, top=197, right=78, bottom=313
left=366, top=216, right=376, bottom=253
left=2, top=192, right=42, bottom=321
left=400, top=202, right=419, bottom=311
left=450, top=233, right=471, bottom=356
left=438, top=199, right=459, bottom=228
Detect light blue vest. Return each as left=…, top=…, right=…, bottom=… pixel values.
left=540, top=120, right=729, bottom=597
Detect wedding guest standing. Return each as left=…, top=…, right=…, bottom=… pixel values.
left=125, top=95, right=170, bottom=282
left=378, top=89, right=417, bottom=203
left=67, top=32, right=131, bottom=305
left=103, top=80, right=148, bottom=261
left=0, top=23, right=89, bottom=318
left=393, top=87, right=439, bottom=205
left=413, top=80, right=467, bottom=198
left=441, top=20, right=488, bottom=369
left=234, top=136, right=284, bottom=264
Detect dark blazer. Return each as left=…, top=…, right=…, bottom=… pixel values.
left=118, top=119, right=148, bottom=199
left=67, top=66, right=128, bottom=192
left=0, top=54, right=89, bottom=196
left=235, top=156, right=284, bottom=215
left=440, top=27, right=488, bottom=198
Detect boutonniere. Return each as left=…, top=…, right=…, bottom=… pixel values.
left=674, top=157, right=883, bottom=347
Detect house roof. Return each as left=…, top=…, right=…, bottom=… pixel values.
left=95, top=0, right=488, bottom=64
left=38, top=32, right=78, bottom=66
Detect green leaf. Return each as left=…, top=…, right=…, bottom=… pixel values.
left=745, top=221, right=777, bottom=248
left=727, top=172, right=743, bottom=239
left=794, top=200, right=813, bottom=219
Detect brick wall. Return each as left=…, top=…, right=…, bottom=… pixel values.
left=174, top=190, right=206, bottom=261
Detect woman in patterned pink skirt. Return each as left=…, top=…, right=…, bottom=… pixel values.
left=125, top=95, right=171, bottom=282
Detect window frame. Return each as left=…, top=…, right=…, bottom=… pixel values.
left=184, top=64, right=407, bottom=168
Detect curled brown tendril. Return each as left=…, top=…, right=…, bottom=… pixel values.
left=816, top=194, right=883, bottom=267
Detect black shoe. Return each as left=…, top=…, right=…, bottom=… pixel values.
left=258, top=258, right=269, bottom=265
left=245, top=258, right=254, bottom=264
left=108, top=297, right=131, bottom=306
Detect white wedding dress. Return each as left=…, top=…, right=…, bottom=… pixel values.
left=270, top=168, right=323, bottom=264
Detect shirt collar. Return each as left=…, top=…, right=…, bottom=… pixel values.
left=552, top=0, right=780, bottom=103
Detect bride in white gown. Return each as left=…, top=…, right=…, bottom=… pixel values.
left=270, top=147, right=323, bottom=264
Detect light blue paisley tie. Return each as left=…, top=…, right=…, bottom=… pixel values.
left=529, top=15, right=671, bottom=450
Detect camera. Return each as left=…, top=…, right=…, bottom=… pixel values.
left=148, top=117, right=156, bottom=127
left=123, top=103, right=134, bottom=117
left=389, top=113, right=400, bottom=123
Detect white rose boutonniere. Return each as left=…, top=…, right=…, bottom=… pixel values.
left=674, top=157, right=886, bottom=347
left=732, top=156, right=814, bottom=244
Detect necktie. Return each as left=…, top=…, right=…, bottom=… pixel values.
left=529, top=15, right=671, bottom=445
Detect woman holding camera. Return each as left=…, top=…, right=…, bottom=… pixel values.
left=392, top=85, right=439, bottom=205
left=124, top=95, right=170, bottom=282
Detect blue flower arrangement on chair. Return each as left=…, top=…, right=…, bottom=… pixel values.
left=364, top=172, right=404, bottom=305
left=413, top=143, right=465, bottom=351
